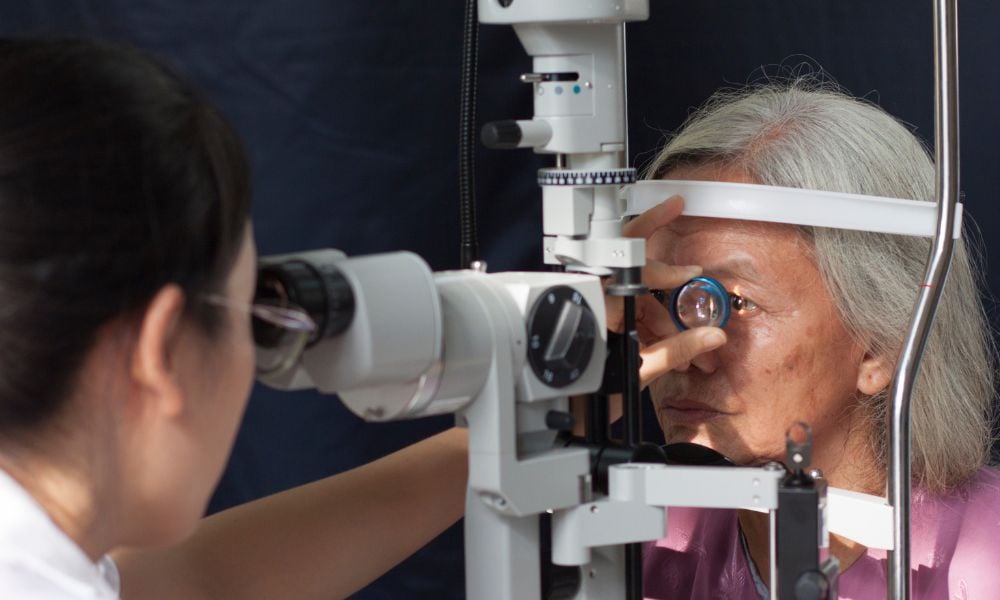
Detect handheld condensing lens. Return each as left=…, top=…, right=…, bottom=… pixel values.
left=655, top=276, right=753, bottom=331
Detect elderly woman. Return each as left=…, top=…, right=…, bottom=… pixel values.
left=624, top=82, right=999, bottom=598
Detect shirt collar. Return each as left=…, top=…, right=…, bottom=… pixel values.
left=0, top=467, right=119, bottom=597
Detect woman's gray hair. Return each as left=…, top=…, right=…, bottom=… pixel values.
left=645, top=79, right=996, bottom=493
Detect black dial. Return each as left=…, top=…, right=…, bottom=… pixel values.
left=526, top=286, right=597, bottom=388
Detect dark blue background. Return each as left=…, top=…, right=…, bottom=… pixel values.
left=2, top=2, right=997, bottom=598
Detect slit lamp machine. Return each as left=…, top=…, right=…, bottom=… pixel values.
left=254, top=1, right=962, bottom=598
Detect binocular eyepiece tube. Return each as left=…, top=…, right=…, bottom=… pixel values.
left=256, top=258, right=356, bottom=345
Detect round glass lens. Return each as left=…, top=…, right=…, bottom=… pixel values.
left=670, top=277, right=731, bottom=330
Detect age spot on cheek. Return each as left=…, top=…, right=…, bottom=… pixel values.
left=782, top=346, right=803, bottom=372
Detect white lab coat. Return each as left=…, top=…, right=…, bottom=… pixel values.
left=0, top=469, right=119, bottom=599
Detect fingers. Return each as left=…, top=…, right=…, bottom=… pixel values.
left=639, top=327, right=726, bottom=388
left=623, top=195, right=684, bottom=239
left=643, top=261, right=701, bottom=292
left=605, top=294, right=625, bottom=332
left=606, top=195, right=698, bottom=336
left=607, top=259, right=701, bottom=336
left=635, top=294, right=675, bottom=340
left=606, top=195, right=706, bottom=369
left=607, top=293, right=674, bottom=337
left=605, top=260, right=701, bottom=335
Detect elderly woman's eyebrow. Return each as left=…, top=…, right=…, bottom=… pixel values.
left=703, top=257, right=766, bottom=284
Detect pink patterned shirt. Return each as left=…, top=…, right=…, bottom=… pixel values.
left=644, top=467, right=1000, bottom=599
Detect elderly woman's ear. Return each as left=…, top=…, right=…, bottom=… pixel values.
left=856, top=352, right=893, bottom=396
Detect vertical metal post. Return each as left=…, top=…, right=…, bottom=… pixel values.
left=622, top=296, right=642, bottom=447
left=622, top=295, right=643, bottom=600
left=620, top=22, right=644, bottom=600
left=887, top=0, right=961, bottom=597
left=586, top=394, right=609, bottom=446
left=621, top=21, right=630, bottom=164
left=768, top=509, right=779, bottom=600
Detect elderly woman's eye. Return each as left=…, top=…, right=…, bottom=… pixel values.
left=730, top=293, right=757, bottom=314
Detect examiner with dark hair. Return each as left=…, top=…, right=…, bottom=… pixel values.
left=0, top=39, right=468, bottom=599
left=0, top=38, right=718, bottom=599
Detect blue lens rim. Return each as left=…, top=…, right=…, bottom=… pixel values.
left=668, top=276, right=731, bottom=331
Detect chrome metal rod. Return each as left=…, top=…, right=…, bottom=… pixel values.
left=768, top=509, right=778, bottom=600
left=887, top=0, right=961, bottom=597
left=621, top=23, right=642, bottom=600
left=622, top=21, right=630, bottom=163
left=622, top=295, right=643, bottom=600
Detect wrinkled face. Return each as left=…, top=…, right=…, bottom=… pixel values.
left=648, top=164, right=869, bottom=473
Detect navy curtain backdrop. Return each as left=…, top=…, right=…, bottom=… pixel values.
left=1, top=2, right=997, bottom=598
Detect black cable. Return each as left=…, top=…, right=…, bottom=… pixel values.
left=458, top=0, right=480, bottom=268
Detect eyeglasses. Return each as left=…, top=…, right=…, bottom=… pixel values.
left=201, top=293, right=317, bottom=376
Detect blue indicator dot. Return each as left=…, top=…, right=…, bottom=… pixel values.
left=554, top=86, right=564, bottom=95
left=573, top=85, right=582, bottom=94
